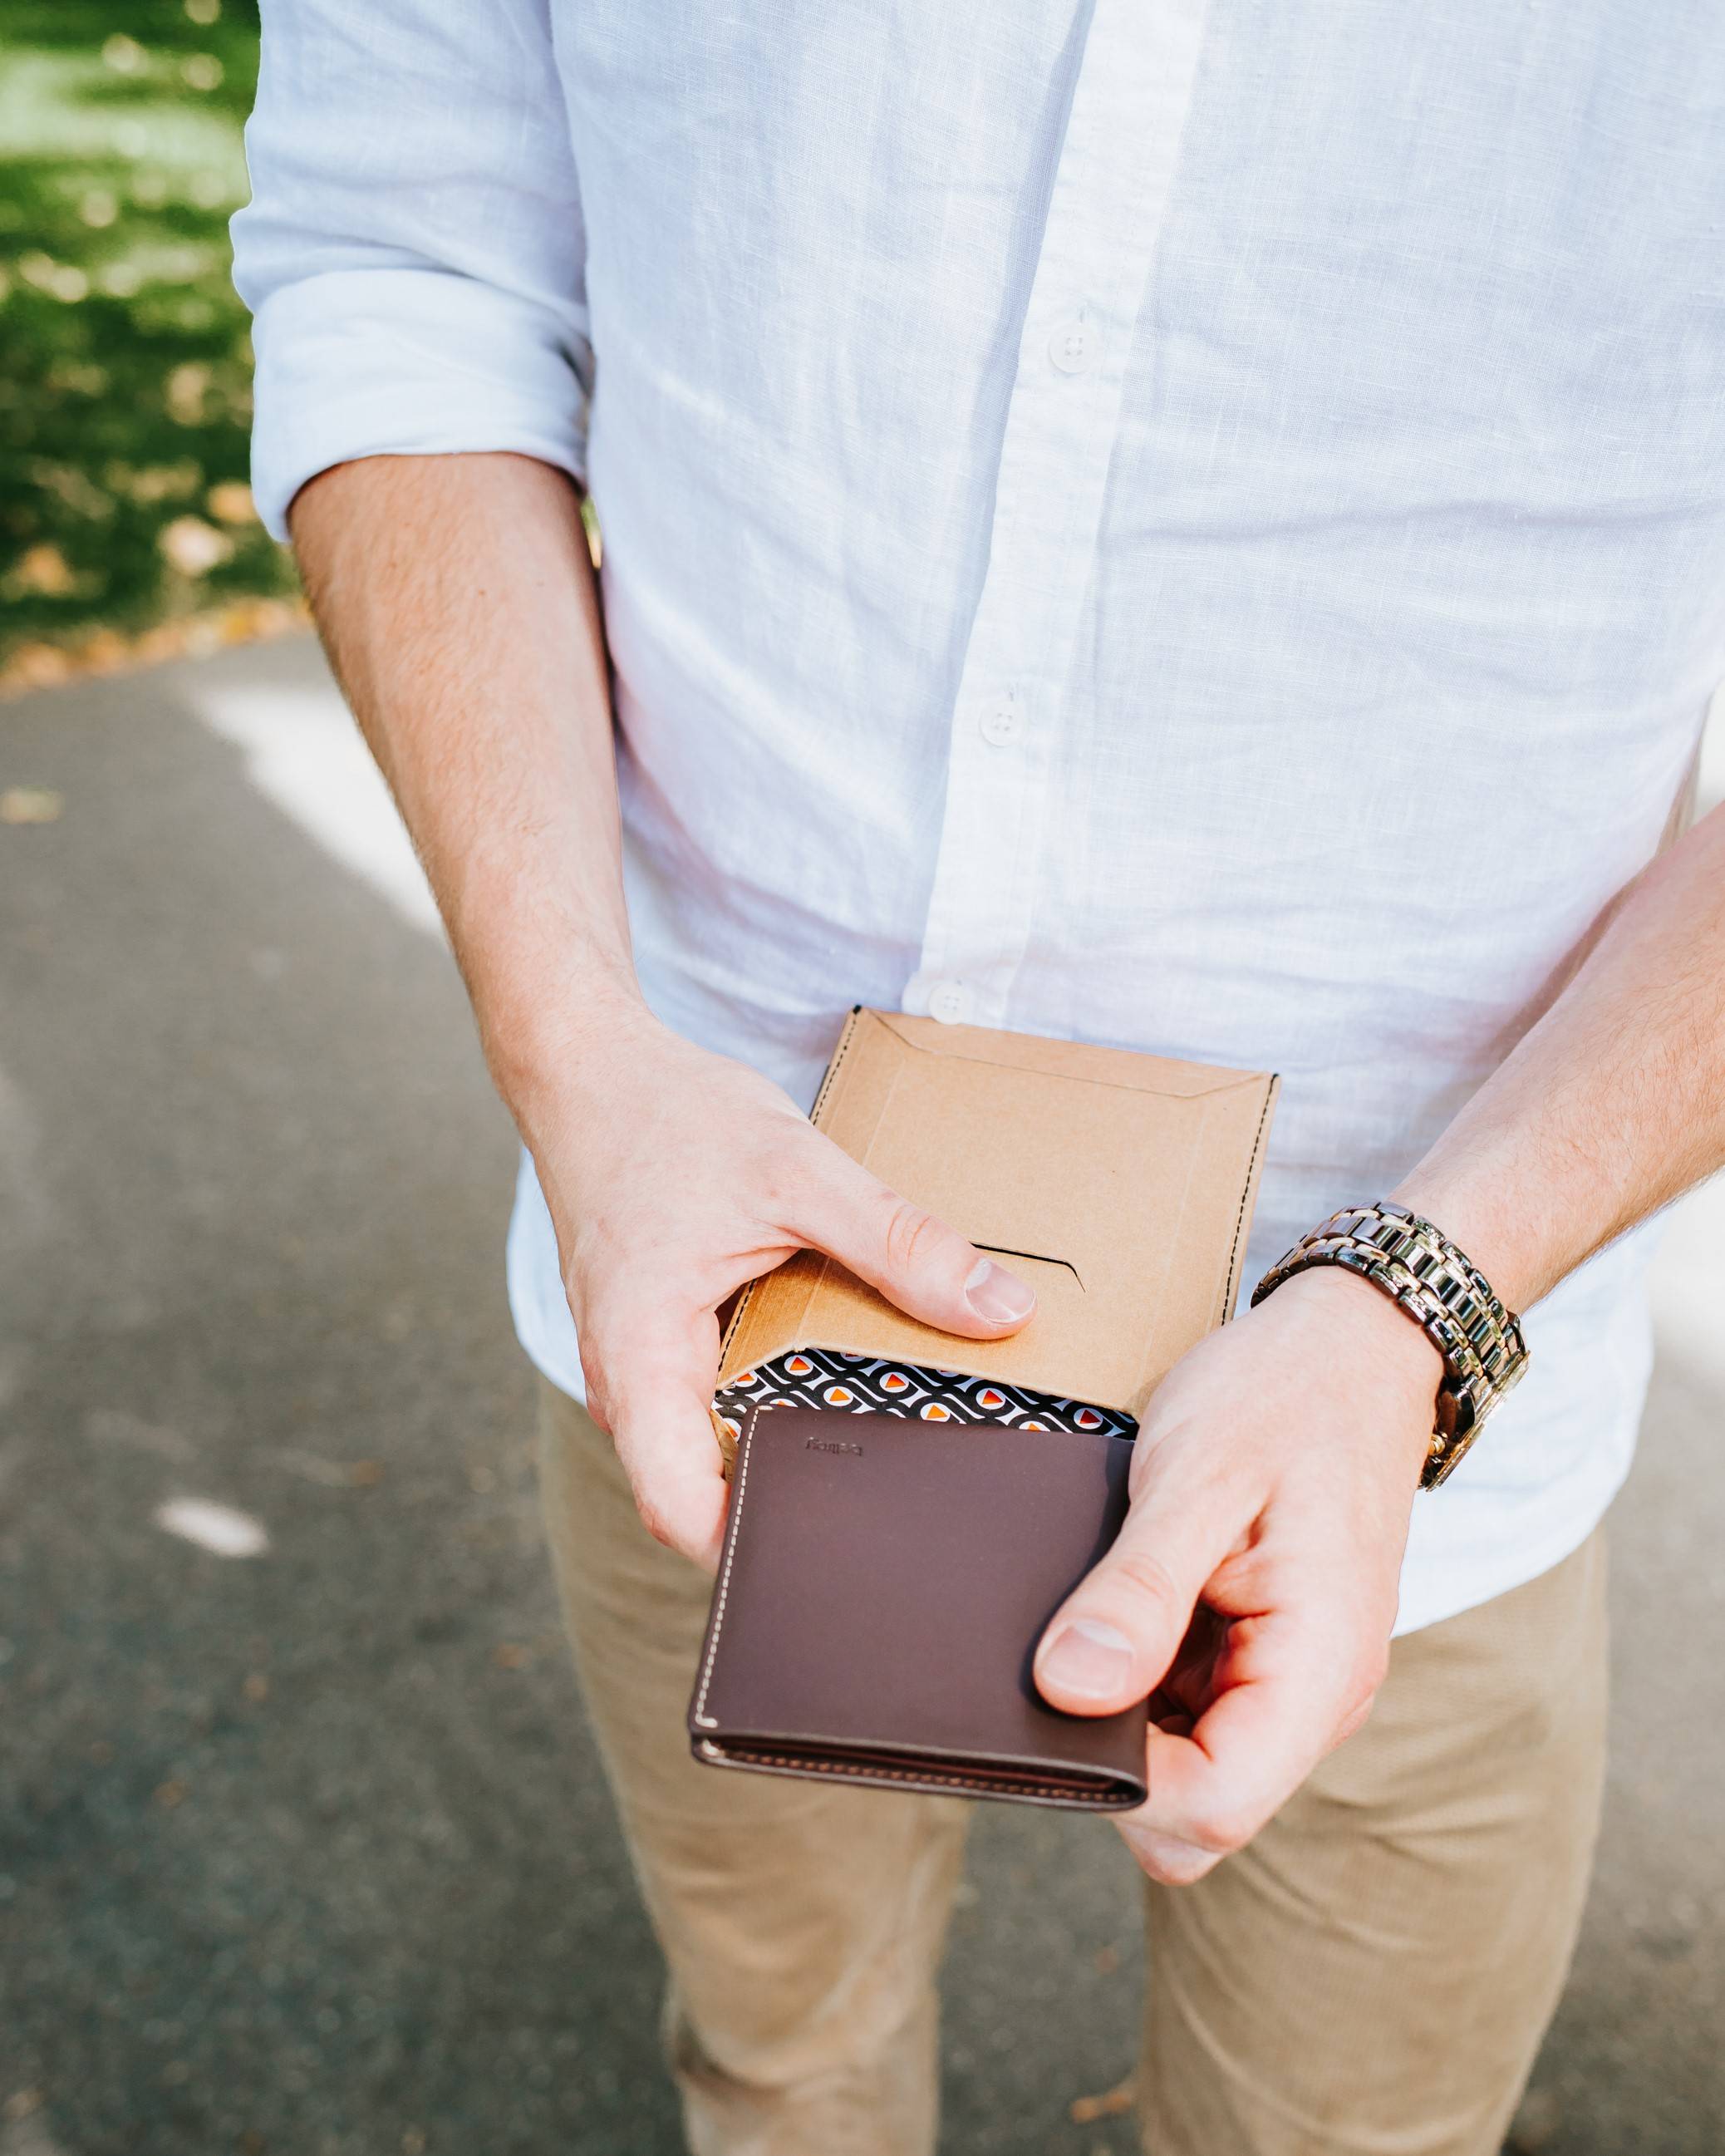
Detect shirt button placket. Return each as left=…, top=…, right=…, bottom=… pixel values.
left=907, top=0, right=1187, bottom=1038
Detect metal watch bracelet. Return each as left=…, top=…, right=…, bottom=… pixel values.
left=1250, top=1200, right=1530, bottom=1489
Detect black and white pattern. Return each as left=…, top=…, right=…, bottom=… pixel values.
left=713, top=1347, right=1137, bottom=1447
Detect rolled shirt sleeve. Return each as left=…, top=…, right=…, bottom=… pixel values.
left=231, top=0, right=592, bottom=540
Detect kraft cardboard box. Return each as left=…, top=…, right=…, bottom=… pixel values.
left=710, top=1007, right=1279, bottom=1463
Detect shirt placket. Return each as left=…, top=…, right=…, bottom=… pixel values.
left=905, top=0, right=1209, bottom=1031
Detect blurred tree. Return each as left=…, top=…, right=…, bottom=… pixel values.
left=0, top=1, right=299, bottom=675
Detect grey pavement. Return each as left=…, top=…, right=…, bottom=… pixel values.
left=1, top=636, right=1722, bottom=2156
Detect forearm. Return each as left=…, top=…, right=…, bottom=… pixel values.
left=1396, top=800, right=1725, bottom=1311
left=288, top=452, right=643, bottom=1115
left=289, top=456, right=1034, bottom=1562
left=1044, top=795, right=1725, bottom=1881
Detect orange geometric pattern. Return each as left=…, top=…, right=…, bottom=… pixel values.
left=713, top=1348, right=1135, bottom=1446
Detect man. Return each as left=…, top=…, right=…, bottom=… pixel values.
left=233, top=6, right=1725, bottom=2151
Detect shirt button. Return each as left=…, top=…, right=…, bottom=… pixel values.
left=927, top=982, right=972, bottom=1026
left=980, top=696, right=1025, bottom=747
left=1049, top=316, right=1098, bottom=374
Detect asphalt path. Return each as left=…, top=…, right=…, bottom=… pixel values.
left=2, top=637, right=1722, bottom=2155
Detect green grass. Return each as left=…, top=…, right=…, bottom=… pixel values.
left=0, top=1, right=297, bottom=671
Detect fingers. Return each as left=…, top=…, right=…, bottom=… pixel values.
left=1035, top=1452, right=1391, bottom=1884
left=1117, top=1611, right=1387, bottom=1885
left=582, top=1303, right=730, bottom=1569
left=1033, top=1478, right=1233, bottom=1718
left=571, top=1124, right=1031, bottom=1563
left=789, top=1150, right=1035, bottom=1339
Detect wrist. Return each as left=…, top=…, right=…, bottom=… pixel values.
left=1260, top=1263, right=1446, bottom=1392
left=1252, top=1199, right=1531, bottom=1489
left=1252, top=1267, right=1441, bottom=1479
left=1386, top=1172, right=1544, bottom=1317
left=481, top=956, right=656, bottom=1130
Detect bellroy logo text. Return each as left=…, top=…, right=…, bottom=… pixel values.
left=805, top=1436, right=864, bottom=1457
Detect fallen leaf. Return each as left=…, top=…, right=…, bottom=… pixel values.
left=155, top=1779, right=189, bottom=1809
left=0, top=599, right=311, bottom=705
left=1069, top=2075, right=1135, bottom=2125
left=278, top=1448, right=383, bottom=1489
left=243, top=1672, right=270, bottom=1702
left=0, top=788, right=64, bottom=825
left=82, top=631, right=130, bottom=673
left=134, top=623, right=191, bottom=665
left=2, top=647, right=74, bottom=693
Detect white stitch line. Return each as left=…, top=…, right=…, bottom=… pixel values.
left=691, top=1401, right=760, bottom=1726
left=692, top=1402, right=1137, bottom=1808
left=709, top=1745, right=1127, bottom=1804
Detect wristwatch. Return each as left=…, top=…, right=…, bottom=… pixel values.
left=1251, top=1200, right=1529, bottom=1489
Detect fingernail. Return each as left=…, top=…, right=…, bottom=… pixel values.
left=1119, top=1829, right=1218, bottom=1883
left=1039, top=1617, right=1133, bottom=1701
left=965, top=1257, right=1035, bottom=1326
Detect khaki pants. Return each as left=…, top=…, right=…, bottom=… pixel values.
left=537, top=1377, right=1608, bottom=2156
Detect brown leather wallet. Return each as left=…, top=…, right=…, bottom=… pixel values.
left=687, top=1401, right=1148, bottom=1811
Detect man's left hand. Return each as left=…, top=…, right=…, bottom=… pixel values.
left=1034, top=1265, right=1440, bottom=1883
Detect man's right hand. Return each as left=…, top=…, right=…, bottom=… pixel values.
left=521, top=998, right=1037, bottom=1567
left=287, top=455, right=1033, bottom=1568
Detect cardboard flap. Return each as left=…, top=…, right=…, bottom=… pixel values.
left=716, top=1010, right=1277, bottom=1427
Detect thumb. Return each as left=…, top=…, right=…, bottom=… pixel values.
left=1034, top=1481, right=1231, bottom=1717
left=790, top=1149, right=1036, bottom=1339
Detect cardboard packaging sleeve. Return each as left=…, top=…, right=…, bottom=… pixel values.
left=711, top=1007, right=1280, bottom=1458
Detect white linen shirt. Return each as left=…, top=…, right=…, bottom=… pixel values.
left=234, top=1, right=1725, bottom=1635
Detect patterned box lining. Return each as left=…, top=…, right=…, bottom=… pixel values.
left=713, top=1346, right=1137, bottom=1445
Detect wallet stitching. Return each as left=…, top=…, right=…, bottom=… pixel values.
left=693, top=1400, right=1137, bottom=1799
left=704, top=1740, right=1129, bottom=1804
left=1221, top=1079, right=1276, bottom=1322
left=691, top=1400, right=760, bottom=1727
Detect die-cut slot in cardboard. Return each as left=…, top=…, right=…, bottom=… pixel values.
left=711, top=1009, right=1278, bottom=1467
